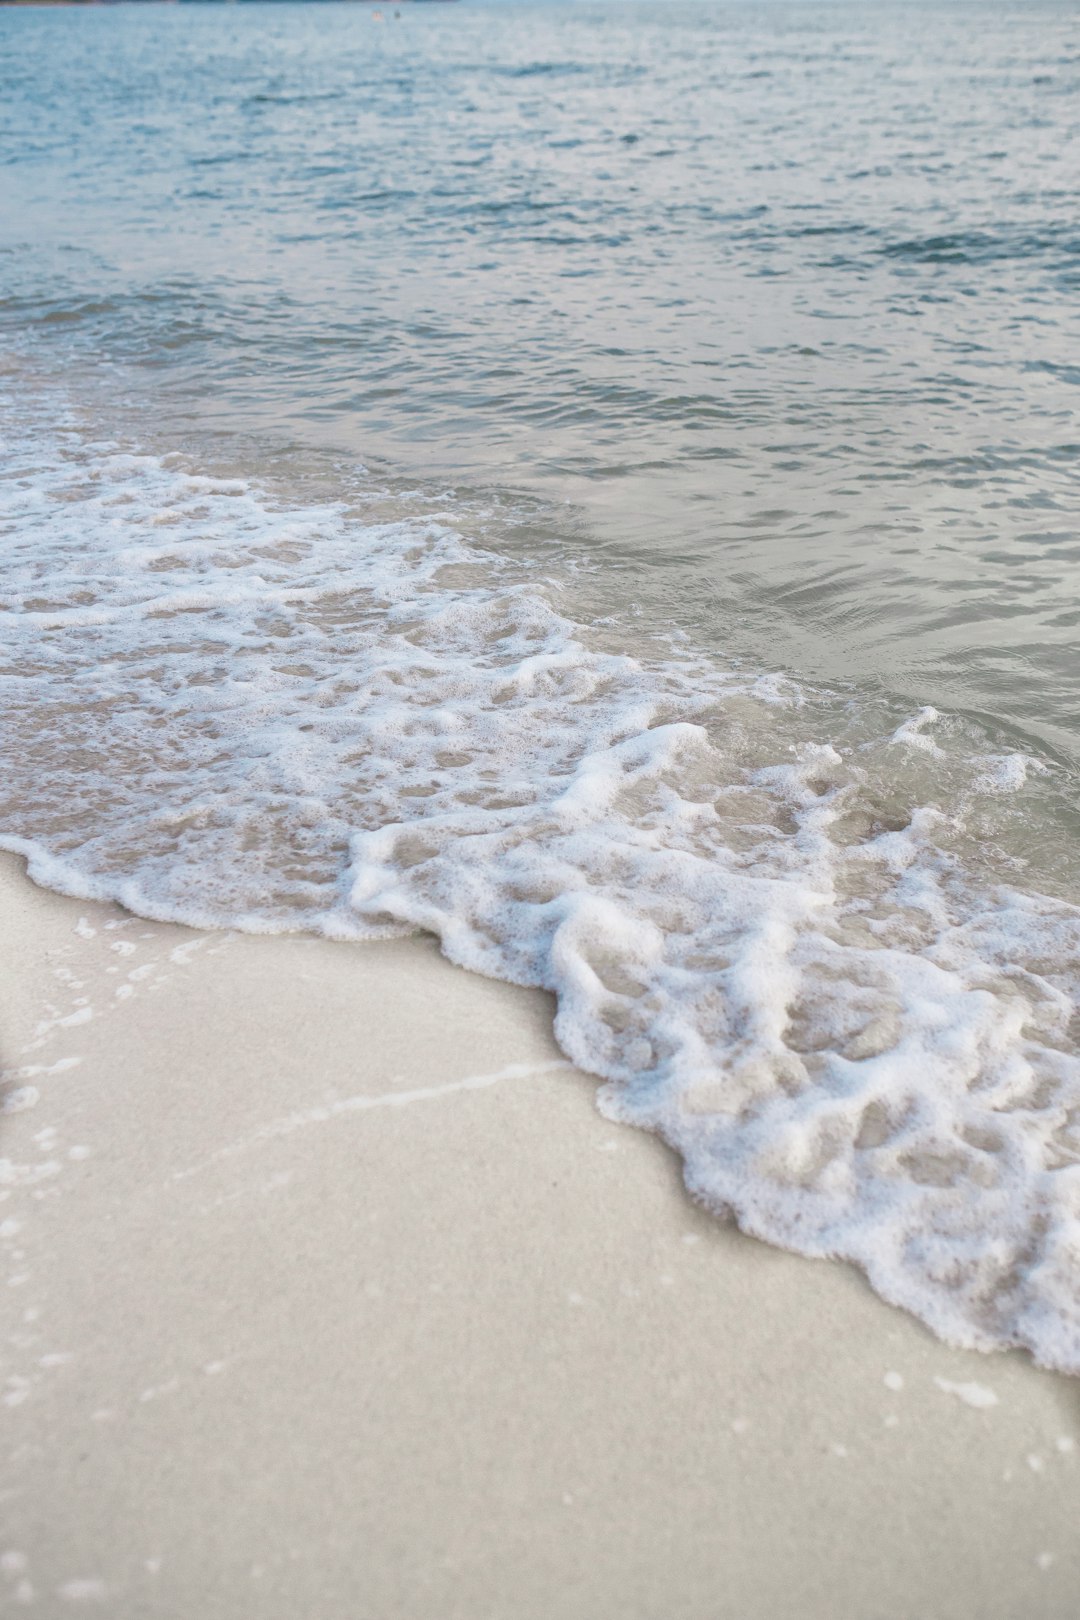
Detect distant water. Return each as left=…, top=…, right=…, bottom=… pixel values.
left=3, top=1, right=1080, bottom=1369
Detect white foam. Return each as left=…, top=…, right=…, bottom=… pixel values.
left=1, top=1089, right=39, bottom=1117
left=4, top=419, right=1080, bottom=1370
left=889, top=706, right=945, bottom=755
left=933, top=1377, right=999, bottom=1410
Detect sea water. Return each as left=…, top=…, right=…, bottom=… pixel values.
left=2, top=0, right=1080, bottom=1369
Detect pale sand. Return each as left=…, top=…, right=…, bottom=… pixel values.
left=1, top=850, right=1078, bottom=1618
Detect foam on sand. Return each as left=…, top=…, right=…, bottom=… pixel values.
left=3, top=413, right=1080, bottom=1370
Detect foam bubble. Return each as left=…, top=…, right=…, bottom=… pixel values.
left=933, top=1377, right=999, bottom=1410
left=4, top=414, right=1080, bottom=1370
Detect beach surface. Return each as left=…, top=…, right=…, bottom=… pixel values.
left=2, top=848, right=1079, bottom=1619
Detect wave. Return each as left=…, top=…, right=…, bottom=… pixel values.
left=3, top=412, right=1080, bottom=1372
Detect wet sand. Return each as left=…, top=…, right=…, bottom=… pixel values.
left=1, top=849, right=1078, bottom=1619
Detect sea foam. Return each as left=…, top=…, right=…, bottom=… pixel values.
left=4, top=420, right=1080, bottom=1371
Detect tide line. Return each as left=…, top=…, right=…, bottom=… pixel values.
left=170, top=1059, right=574, bottom=1184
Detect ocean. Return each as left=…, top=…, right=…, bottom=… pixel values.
left=2, top=0, right=1080, bottom=1368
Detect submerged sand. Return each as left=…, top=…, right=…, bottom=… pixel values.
left=1, top=849, right=1078, bottom=1618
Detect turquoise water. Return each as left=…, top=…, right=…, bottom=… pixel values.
left=4, top=1, right=1080, bottom=1367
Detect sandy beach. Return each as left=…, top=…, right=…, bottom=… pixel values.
left=1, top=847, right=1077, bottom=1618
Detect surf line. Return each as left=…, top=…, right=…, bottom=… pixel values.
left=170, top=1060, right=576, bottom=1184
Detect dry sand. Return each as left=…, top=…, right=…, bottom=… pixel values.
left=1, top=849, right=1078, bottom=1618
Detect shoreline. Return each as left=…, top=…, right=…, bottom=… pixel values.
left=2, top=848, right=1079, bottom=1616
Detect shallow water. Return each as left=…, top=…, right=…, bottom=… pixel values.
left=3, top=0, right=1080, bottom=1368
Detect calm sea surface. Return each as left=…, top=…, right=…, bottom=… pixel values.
left=3, top=0, right=1079, bottom=756
left=4, top=1, right=1080, bottom=1366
